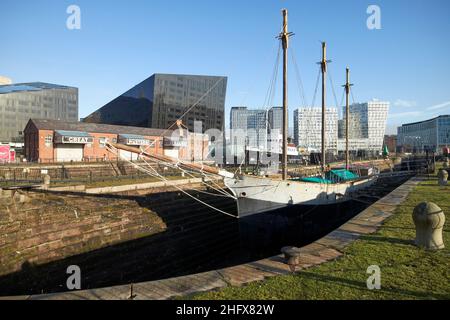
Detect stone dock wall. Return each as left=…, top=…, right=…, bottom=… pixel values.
left=16, top=176, right=422, bottom=300
left=0, top=181, right=237, bottom=296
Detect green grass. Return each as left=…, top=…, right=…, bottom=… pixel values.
left=191, top=176, right=450, bottom=300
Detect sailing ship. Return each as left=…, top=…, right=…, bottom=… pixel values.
left=108, top=9, right=378, bottom=218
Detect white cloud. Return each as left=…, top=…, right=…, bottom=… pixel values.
left=427, top=101, right=450, bottom=111
left=393, top=99, right=417, bottom=108
left=389, top=111, right=422, bottom=119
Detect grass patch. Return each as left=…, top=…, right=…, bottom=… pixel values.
left=191, top=176, right=450, bottom=300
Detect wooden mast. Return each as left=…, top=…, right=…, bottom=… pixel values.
left=343, top=67, right=353, bottom=170
left=279, top=9, right=292, bottom=180
left=320, top=42, right=328, bottom=172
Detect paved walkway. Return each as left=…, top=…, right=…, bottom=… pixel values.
left=5, top=177, right=423, bottom=300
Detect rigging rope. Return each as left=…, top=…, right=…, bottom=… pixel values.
left=137, top=146, right=234, bottom=199
left=268, top=43, right=281, bottom=110
left=350, top=86, right=356, bottom=104
left=327, top=66, right=340, bottom=108
left=290, top=46, right=308, bottom=107
left=140, top=153, right=234, bottom=199
left=263, top=42, right=281, bottom=109
left=311, top=67, right=321, bottom=107
left=139, top=76, right=226, bottom=155
left=106, top=145, right=238, bottom=218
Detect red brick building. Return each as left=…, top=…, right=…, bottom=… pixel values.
left=24, top=119, right=207, bottom=163
left=383, top=135, right=397, bottom=154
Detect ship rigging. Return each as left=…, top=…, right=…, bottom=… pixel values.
left=106, top=9, right=378, bottom=218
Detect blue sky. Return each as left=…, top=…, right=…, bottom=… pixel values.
left=1, top=0, right=450, bottom=133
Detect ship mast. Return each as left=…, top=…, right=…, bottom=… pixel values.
left=279, top=9, right=293, bottom=180
left=320, top=42, right=330, bottom=172
left=343, top=67, right=353, bottom=170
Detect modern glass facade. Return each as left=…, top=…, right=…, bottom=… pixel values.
left=294, top=107, right=338, bottom=153
left=336, top=101, right=389, bottom=153
left=397, top=115, right=450, bottom=153
left=230, top=106, right=283, bottom=150
left=268, top=107, right=283, bottom=133
left=83, top=74, right=227, bottom=133
left=0, top=82, right=78, bottom=143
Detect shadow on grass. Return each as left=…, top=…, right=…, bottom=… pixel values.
left=358, top=235, right=415, bottom=246
left=297, top=271, right=449, bottom=299
left=378, top=225, right=416, bottom=231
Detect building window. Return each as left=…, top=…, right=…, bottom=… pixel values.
left=99, top=137, right=107, bottom=148
left=45, top=135, right=53, bottom=146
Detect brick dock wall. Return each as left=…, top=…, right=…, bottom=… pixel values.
left=0, top=162, right=181, bottom=181
left=0, top=183, right=238, bottom=296
left=0, top=187, right=168, bottom=277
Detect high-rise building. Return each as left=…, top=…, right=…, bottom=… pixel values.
left=337, top=100, right=389, bottom=154
left=83, top=74, right=227, bottom=133
left=230, top=107, right=267, bottom=149
left=0, top=82, right=78, bottom=143
left=268, top=107, right=283, bottom=133
left=397, top=115, right=450, bottom=153
left=293, top=107, right=338, bottom=153
left=229, top=106, right=282, bottom=150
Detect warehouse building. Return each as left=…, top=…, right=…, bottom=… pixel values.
left=24, top=119, right=207, bottom=163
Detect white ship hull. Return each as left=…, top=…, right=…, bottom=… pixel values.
left=224, top=175, right=377, bottom=218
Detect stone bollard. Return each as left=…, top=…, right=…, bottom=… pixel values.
left=281, top=246, right=301, bottom=272
left=443, top=157, right=449, bottom=169
left=438, top=169, right=448, bottom=186
left=13, top=191, right=28, bottom=203
left=43, top=175, right=51, bottom=188
left=412, top=202, right=445, bottom=250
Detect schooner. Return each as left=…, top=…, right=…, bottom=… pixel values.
left=108, top=9, right=377, bottom=218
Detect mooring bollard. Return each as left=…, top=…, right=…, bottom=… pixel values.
left=443, top=157, right=449, bottom=169
left=43, top=175, right=51, bottom=188
left=412, top=202, right=445, bottom=250
left=438, top=169, right=448, bottom=186
left=281, top=246, right=301, bottom=272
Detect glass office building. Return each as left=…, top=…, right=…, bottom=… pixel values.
left=397, top=115, right=450, bottom=153
left=230, top=106, right=283, bottom=150
left=0, top=82, right=78, bottom=143
left=83, top=74, right=227, bottom=133
left=293, top=107, right=338, bottom=153
left=336, top=101, right=389, bottom=154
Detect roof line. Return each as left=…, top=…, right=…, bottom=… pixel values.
left=401, top=115, right=450, bottom=127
